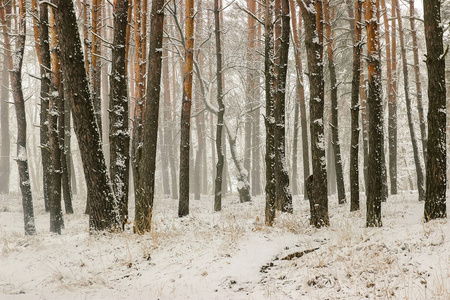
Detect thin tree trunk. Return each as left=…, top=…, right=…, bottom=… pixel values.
left=214, top=0, right=224, bottom=212
left=360, top=56, right=369, bottom=191
left=324, top=0, right=345, bottom=204
left=299, top=0, right=329, bottom=228
left=365, top=0, right=385, bottom=227
left=264, top=0, right=276, bottom=226
left=350, top=0, right=363, bottom=211
left=409, top=0, right=426, bottom=159
left=109, top=0, right=130, bottom=228
left=135, top=0, right=165, bottom=233
left=390, top=0, right=398, bottom=195
left=395, top=1, right=424, bottom=201
left=274, top=0, right=293, bottom=212
left=53, top=0, right=119, bottom=232
left=92, top=0, right=102, bottom=136
left=424, top=0, right=447, bottom=221
left=2, top=0, right=36, bottom=235
left=179, top=0, right=195, bottom=217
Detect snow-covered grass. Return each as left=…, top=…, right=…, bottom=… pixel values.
left=0, top=191, right=449, bottom=299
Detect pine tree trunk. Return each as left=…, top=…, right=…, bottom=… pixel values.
left=365, top=0, right=385, bottom=227
left=324, top=0, right=345, bottom=204
left=53, top=0, right=119, bottom=232
left=92, top=0, right=102, bottom=137
left=109, top=0, right=130, bottom=228
left=4, top=1, right=36, bottom=235
left=179, top=0, right=195, bottom=217
left=360, top=58, right=369, bottom=191
left=135, top=0, right=165, bottom=233
left=381, top=0, right=396, bottom=195
left=424, top=0, right=447, bottom=221
left=395, top=2, right=424, bottom=201
left=264, top=0, right=276, bottom=226
left=350, top=0, right=363, bottom=211
left=409, top=0, right=427, bottom=159
left=274, top=0, right=293, bottom=213
left=300, top=0, right=329, bottom=228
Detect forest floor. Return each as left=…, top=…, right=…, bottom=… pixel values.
left=0, top=190, right=449, bottom=299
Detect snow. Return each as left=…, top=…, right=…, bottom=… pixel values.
left=1, top=192, right=449, bottom=299
left=16, top=146, right=27, bottom=162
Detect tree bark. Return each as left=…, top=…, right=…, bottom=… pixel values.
left=264, top=0, right=276, bottom=226
left=274, top=0, right=293, bottom=212
left=365, top=0, right=385, bottom=227
left=53, top=0, right=119, bottom=232
left=135, top=0, right=165, bottom=233
left=424, top=0, right=447, bottom=221
left=299, top=0, right=329, bottom=228
left=109, top=0, right=130, bottom=229
left=350, top=0, right=363, bottom=211
left=389, top=0, right=398, bottom=195
left=381, top=0, right=396, bottom=195
left=92, top=0, right=102, bottom=136
left=324, top=0, right=345, bottom=204
left=179, top=0, right=195, bottom=217
left=395, top=1, right=424, bottom=201
left=409, top=0, right=426, bottom=159
left=214, top=0, right=225, bottom=212
left=2, top=0, right=36, bottom=235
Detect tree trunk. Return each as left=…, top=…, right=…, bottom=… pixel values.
left=409, top=0, right=426, bottom=159
left=214, top=0, right=224, bottom=212
left=299, top=0, right=329, bottom=228
left=395, top=1, right=424, bottom=201
left=92, top=0, right=102, bottom=136
left=264, top=0, right=276, bottom=226
left=424, top=0, right=447, bottom=221
left=135, top=0, right=165, bottom=233
left=360, top=57, right=369, bottom=191
left=109, top=0, right=130, bottom=229
left=274, top=0, right=293, bottom=212
left=179, top=0, right=195, bottom=217
left=3, top=0, right=36, bottom=235
left=324, top=0, right=345, bottom=204
left=365, top=0, right=385, bottom=227
left=53, top=0, right=119, bottom=232
left=389, top=0, right=398, bottom=195
left=290, top=4, right=310, bottom=198
left=350, top=0, right=363, bottom=211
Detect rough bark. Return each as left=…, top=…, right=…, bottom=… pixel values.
left=264, top=0, right=276, bottom=226
left=395, top=2, right=424, bottom=201
left=92, top=0, right=102, bottom=136
left=47, top=6, right=64, bottom=233
left=299, top=0, right=329, bottom=228
left=214, top=0, right=225, bottom=212
left=365, top=0, right=385, bottom=227
left=53, top=0, right=119, bottom=232
left=424, top=0, right=447, bottom=221
left=179, top=0, right=195, bottom=217
left=109, top=0, right=130, bottom=229
left=3, top=0, right=36, bottom=235
left=324, top=0, right=345, bottom=204
left=135, top=0, right=165, bottom=233
left=350, top=0, right=363, bottom=211
left=274, top=0, right=293, bottom=212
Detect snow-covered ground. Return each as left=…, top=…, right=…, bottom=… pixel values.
left=1, top=191, right=449, bottom=299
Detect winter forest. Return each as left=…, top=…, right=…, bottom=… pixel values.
left=0, top=0, right=449, bottom=298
